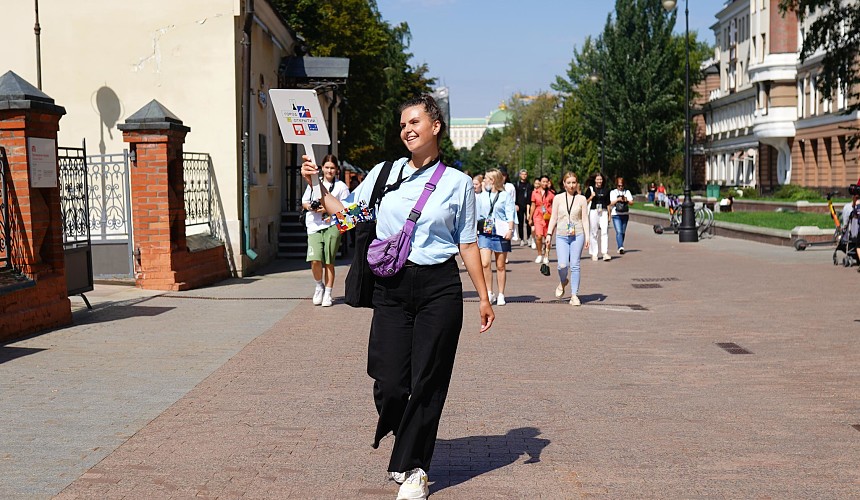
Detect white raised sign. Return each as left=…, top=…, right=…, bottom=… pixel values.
left=269, top=89, right=331, bottom=198
left=28, top=137, right=58, bottom=188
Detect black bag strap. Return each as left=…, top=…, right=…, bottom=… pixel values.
left=369, top=161, right=394, bottom=210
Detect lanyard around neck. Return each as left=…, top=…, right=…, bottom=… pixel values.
left=565, top=192, right=575, bottom=218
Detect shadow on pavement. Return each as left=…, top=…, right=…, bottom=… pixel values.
left=0, top=346, right=47, bottom=364
left=580, top=293, right=608, bottom=303
left=430, top=427, right=550, bottom=493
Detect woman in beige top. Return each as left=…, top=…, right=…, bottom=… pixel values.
left=546, top=171, right=590, bottom=305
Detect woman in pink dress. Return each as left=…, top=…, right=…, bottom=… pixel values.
left=529, top=175, right=555, bottom=264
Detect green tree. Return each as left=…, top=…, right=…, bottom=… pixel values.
left=555, top=0, right=710, bottom=189
left=779, top=1, right=860, bottom=144
left=272, top=0, right=436, bottom=167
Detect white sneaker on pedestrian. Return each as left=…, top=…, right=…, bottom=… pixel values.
left=570, top=295, right=581, bottom=306
left=487, top=290, right=496, bottom=304
left=603, top=254, right=611, bottom=261
left=496, top=293, right=506, bottom=306
left=619, top=247, right=625, bottom=255
left=542, top=256, right=549, bottom=265
left=529, top=237, right=536, bottom=249
left=397, top=468, right=429, bottom=500
left=534, top=255, right=543, bottom=264
left=312, top=287, right=324, bottom=305
left=321, top=292, right=333, bottom=307
left=591, top=254, right=598, bottom=261
left=389, top=471, right=407, bottom=484
left=555, top=279, right=568, bottom=298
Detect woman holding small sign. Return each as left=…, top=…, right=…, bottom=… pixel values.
left=300, top=94, right=493, bottom=500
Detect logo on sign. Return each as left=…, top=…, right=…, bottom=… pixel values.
left=297, top=105, right=312, bottom=118
left=308, top=124, right=319, bottom=132
left=292, top=123, right=306, bottom=136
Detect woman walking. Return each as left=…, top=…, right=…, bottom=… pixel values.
left=546, top=172, right=589, bottom=305
left=584, top=172, right=612, bottom=261
left=529, top=175, right=554, bottom=264
left=301, top=154, right=350, bottom=306
left=477, top=169, right=515, bottom=306
left=301, top=94, right=493, bottom=500
left=610, top=176, right=634, bottom=254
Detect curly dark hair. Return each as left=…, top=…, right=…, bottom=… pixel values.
left=398, top=94, right=447, bottom=139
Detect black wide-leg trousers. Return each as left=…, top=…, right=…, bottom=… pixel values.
left=368, top=257, right=463, bottom=473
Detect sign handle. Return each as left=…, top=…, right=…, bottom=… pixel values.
left=303, top=142, right=321, bottom=199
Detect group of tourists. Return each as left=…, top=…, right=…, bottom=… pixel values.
left=298, top=93, right=639, bottom=499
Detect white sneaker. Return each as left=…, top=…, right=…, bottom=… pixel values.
left=603, top=254, right=611, bottom=261
left=534, top=255, right=543, bottom=264
left=487, top=291, right=495, bottom=304
left=555, top=279, right=568, bottom=298
left=529, top=237, right=536, bottom=249
left=321, top=293, right=333, bottom=307
left=570, top=295, right=581, bottom=306
left=505, top=256, right=509, bottom=264
left=542, top=256, right=549, bottom=265
left=591, top=254, right=598, bottom=261
left=397, top=468, right=429, bottom=500
left=619, top=247, right=625, bottom=255
left=312, top=287, right=324, bottom=305
left=389, top=471, right=407, bottom=484
left=496, top=293, right=506, bottom=306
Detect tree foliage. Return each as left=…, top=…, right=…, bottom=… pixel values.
left=553, top=0, right=710, bottom=189
left=779, top=0, right=860, bottom=143
left=272, top=0, right=436, bottom=168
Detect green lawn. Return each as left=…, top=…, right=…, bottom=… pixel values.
left=634, top=203, right=836, bottom=231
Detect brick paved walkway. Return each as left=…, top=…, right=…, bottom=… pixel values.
left=3, top=223, right=859, bottom=498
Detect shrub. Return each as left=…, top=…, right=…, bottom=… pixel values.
left=771, top=184, right=823, bottom=201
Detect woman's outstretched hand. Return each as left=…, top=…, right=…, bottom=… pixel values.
left=300, top=155, right=318, bottom=185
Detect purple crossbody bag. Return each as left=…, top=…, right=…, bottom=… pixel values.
left=367, top=163, right=447, bottom=277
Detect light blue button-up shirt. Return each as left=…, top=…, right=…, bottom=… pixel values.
left=347, top=157, right=476, bottom=265
left=476, top=189, right=516, bottom=230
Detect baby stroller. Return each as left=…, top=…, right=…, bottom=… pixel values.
left=834, top=205, right=859, bottom=267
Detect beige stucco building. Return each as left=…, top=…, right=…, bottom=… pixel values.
left=0, top=0, right=345, bottom=275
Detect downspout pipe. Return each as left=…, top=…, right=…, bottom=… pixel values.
left=241, top=0, right=258, bottom=261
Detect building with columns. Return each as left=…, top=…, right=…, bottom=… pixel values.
left=701, top=0, right=858, bottom=193
left=449, top=104, right=513, bottom=150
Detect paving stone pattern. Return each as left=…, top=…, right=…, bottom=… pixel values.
left=2, top=224, right=859, bottom=499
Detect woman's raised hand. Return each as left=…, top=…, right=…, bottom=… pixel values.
left=300, top=155, right=318, bottom=185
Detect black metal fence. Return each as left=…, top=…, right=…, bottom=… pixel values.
left=0, top=147, right=11, bottom=270
left=183, top=152, right=212, bottom=229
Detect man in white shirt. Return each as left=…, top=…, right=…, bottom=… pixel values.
left=302, top=155, right=350, bottom=306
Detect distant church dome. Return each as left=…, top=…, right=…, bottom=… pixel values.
left=487, top=104, right=512, bottom=129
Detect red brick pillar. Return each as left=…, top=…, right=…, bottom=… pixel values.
left=0, top=71, right=72, bottom=340
left=118, top=100, right=191, bottom=290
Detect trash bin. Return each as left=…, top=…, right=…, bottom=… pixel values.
left=706, top=184, right=720, bottom=199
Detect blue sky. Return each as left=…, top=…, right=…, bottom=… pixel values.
left=376, top=0, right=730, bottom=118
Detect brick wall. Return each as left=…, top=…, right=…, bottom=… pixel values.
left=0, top=98, right=72, bottom=341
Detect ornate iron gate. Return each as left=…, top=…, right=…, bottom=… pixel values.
left=87, top=151, right=134, bottom=277
left=58, top=143, right=94, bottom=299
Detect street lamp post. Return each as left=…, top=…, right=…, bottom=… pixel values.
left=663, top=0, right=698, bottom=243
left=589, top=73, right=606, bottom=173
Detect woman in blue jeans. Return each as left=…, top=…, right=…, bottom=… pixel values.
left=546, top=172, right=589, bottom=306
left=609, top=177, right=633, bottom=254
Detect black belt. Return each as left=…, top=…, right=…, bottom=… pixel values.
left=403, top=256, right=455, bottom=268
